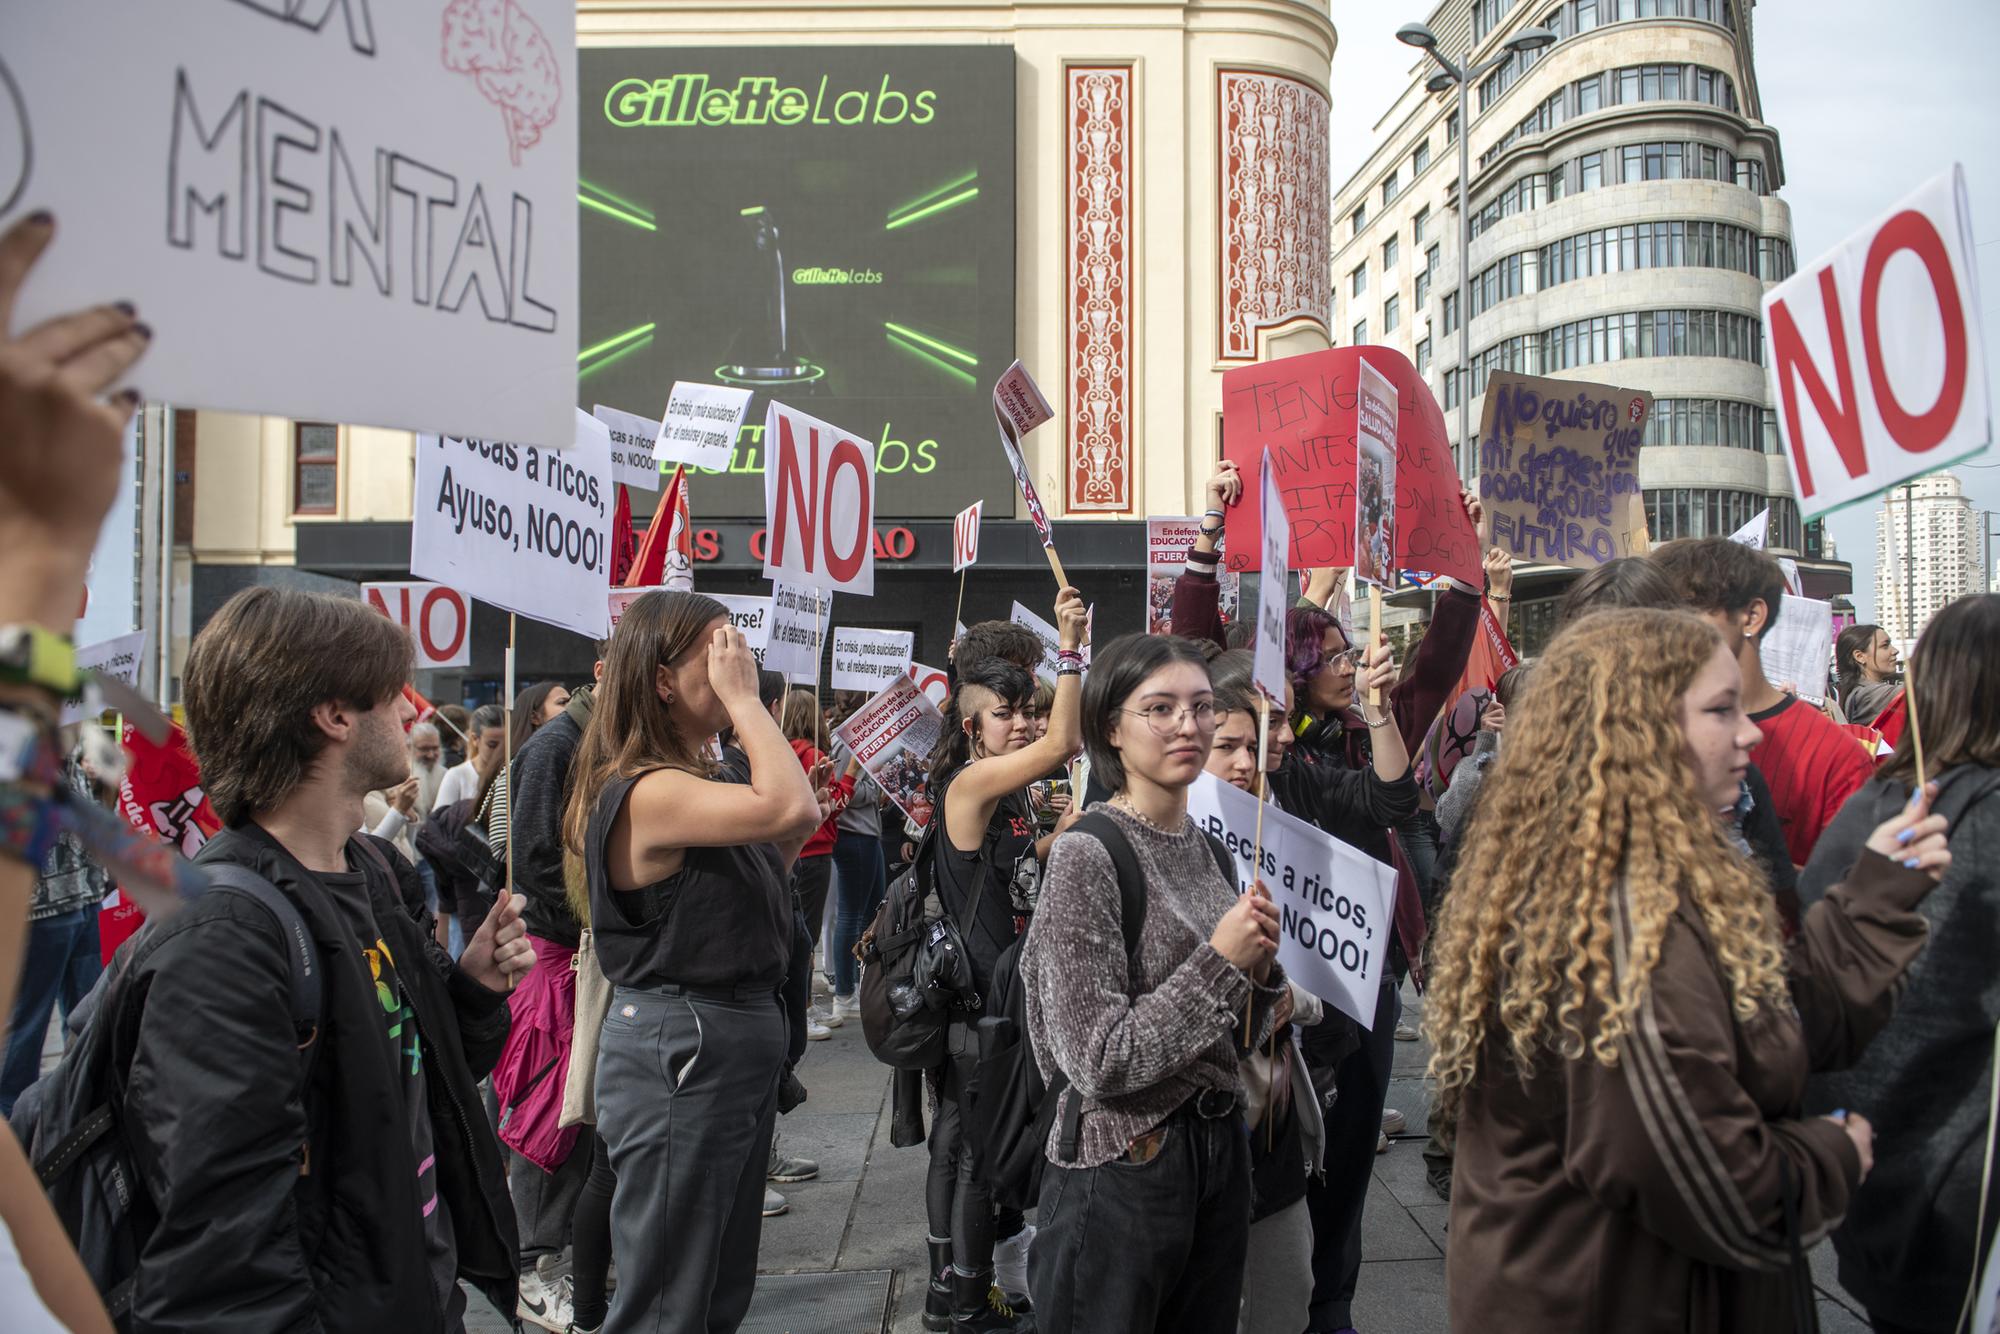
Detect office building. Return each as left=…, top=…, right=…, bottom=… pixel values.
left=1876, top=472, right=1981, bottom=648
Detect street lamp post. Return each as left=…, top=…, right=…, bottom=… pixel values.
left=1397, top=21, right=1555, bottom=482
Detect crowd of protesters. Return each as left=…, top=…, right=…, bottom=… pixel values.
left=0, top=206, right=1994, bottom=1334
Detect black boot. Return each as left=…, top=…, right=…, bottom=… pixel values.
left=923, top=1239, right=953, bottom=1332
left=950, top=1267, right=1035, bottom=1333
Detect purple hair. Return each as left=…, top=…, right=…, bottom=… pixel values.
left=1285, top=604, right=1349, bottom=692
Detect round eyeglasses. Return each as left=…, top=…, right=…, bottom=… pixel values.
left=1121, top=700, right=1220, bottom=738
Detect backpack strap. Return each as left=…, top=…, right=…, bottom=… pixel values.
left=1200, top=831, right=1236, bottom=893
left=201, top=866, right=321, bottom=1051
left=1053, top=812, right=1151, bottom=1163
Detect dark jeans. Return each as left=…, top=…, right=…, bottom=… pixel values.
left=572, top=1131, right=615, bottom=1330
left=791, top=854, right=832, bottom=953
left=596, top=985, right=785, bottom=1334
left=0, top=907, right=101, bottom=1117
left=1306, top=978, right=1399, bottom=1332
left=1028, top=1104, right=1253, bottom=1333
left=1402, top=809, right=1444, bottom=920
left=830, top=831, right=886, bottom=998
left=926, top=1035, right=1000, bottom=1275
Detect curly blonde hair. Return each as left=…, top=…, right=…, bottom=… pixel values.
left=1423, top=608, right=1790, bottom=1131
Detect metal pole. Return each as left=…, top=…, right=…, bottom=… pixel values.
left=157, top=405, right=176, bottom=708
left=1455, top=75, right=1473, bottom=481
left=1904, top=485, right=1915, bottom=650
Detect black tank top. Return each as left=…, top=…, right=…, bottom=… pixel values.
left=585, top=771, right=792, bottom=991
left=935, top=774, right=1038, bottom=996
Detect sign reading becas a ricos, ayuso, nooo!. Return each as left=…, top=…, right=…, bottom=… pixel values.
left=604, top=73, right=940, bottom=127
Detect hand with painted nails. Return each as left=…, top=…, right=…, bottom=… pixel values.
left=0, top=212, right=152, bottom=630
left=1864, top=781, right=1950, bottom=881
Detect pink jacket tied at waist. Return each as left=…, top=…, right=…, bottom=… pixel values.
left=492, top=933, right=579, bottom=1171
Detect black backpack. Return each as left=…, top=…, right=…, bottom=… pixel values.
left=12, top=866, right=323, bottom=1329
left=855, top=814, right=994, bottom=1072
left=966, top=811, right=1233, bottom=1212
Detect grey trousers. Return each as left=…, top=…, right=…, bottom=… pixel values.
left=596, top=985, right=786, bottom=1334
left=511, top=1139, right=591, bottom=1268
left=1239, top=1197, right=1314, bottom=1334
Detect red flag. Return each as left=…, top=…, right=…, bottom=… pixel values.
left=625, top=466, right=693, bottom=590
left=609, top=483, right=636, bottom=586
left=403, top=683, right=437, bottom=724
left=1868, top=687, right=1907, bottom=752
left=102, top=722, right=224, bottom=961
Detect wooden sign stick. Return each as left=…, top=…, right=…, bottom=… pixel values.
left=1905, top=652, right=1928, bottom=791
left=1246, top=692, right=1272, bottom=1042
left=1045, top=545, right=1070, bottom=590
left=1368, top=585, right=1385, bottom=709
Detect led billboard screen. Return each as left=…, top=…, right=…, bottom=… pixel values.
left=579, top=47, right=1017, bottom=516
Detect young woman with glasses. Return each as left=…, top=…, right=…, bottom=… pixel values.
left=1020, top=633, right=1288, bottom=1333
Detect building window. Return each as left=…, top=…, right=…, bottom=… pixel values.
left=1413, top=140, right=1431, bottom=175
left=1384, top=295, right=1401, bottom=334
left=294, top=423, right=338, bottom=514
left=1353, top=319, right=1369, bottom=345
left=1417, top=337, right=1433, bottom=376
left=1351, top=205, right=1367, bottom=237
left=1578, top=151, right=1605, bottom=191
left=1351, top=264, right=1368, bottom=297
left=1383, top=235, right=1400, bottom=270
left=1446, top=110, right=1459, bottom=144
left=1415, top=266, right=1432, bottom=307
left=1735, top=157, right=1766, bottom=194
left=1425, top=242, right=1441, bottom=275
left=1643, top=489, right=1800, bottom=547
left=1474, top=0, right=1519, bottom=42
left=1413, top=206, right=1430, bottom=244
left=1442, top=292, right=1460, bottom=335
left=1383, top=171, right=1401, bottom=205
left=1642, top=399, right=1770, bottom=451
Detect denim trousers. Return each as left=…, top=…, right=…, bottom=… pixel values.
left=829, top=831, right=886, bottom=998
left=1306, top=978, right=1399, bottom=1331
left=1029, top=1104, right=1253, bottom=1334
left=0, top=907, right=101, bottom=1116
left=596, top=985, right=785, bottom=1334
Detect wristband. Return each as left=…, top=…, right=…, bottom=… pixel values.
left=1202, top=507, right=1227, bottom=522
left=1364, top=714, right=1395, bottom=729
left=1056, top=648, right=1084, bottom=664
left=1487, top=592, right=1512, bottom=602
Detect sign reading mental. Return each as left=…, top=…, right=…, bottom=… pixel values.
left=1221, top=348, right=1480, bottom=582
left=413, top=410, right=613, bottom=639
left=1, top=1, right=579, bottom=450
left=763, top=402, right=877, bottom=595
left=1475, top=372, right=1652, bottom=570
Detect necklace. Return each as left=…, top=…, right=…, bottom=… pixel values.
left=1111, top=794, right=1182, bottom=834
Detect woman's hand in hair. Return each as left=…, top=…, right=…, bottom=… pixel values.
left=706, top=624, right=763, bottom=713
left=1210, top=884, right=1280, bottom=975
left=1054, top=586, right=1088, bottom=652
left=1865, top=781, right=1950, bottom=881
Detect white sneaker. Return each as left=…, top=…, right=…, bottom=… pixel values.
left=763, top=1187, right=790, bottom=1217
left=806, top=1016, right=833, bottom=1041
left=832, top=992, right=862, bottom=1021
left=518, top=1269, right=575, bottom=1332
left=811, top=1003, right=843, bottom=1029
left=993, top=1223, right=1035, bottom=1304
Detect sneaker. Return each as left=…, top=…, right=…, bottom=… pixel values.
left=992, top=1224, right=1034, bottom=1305
left=762, top=1187, right=789, bottom=1217
left=567, top=1325, right=603, bottom=1334
left=806, top=1016, right=833, bottom=1041
left=811, top=1003, right=843, bottom=1029
left=1393, top=1020, right=1419, bottom=1042
left=518, top=1270, right=575, bottom=1332
left=769, top=1140, right=820, bottom=1183
left=1376, top=1130, right=1390, bottom=1155
left=1381, top=1106, right=1407, bottom=1136
left=832, top=992, right=862, bottom=1021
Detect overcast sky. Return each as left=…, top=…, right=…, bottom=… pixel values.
left=1323, top=0, right=2000, bottom=619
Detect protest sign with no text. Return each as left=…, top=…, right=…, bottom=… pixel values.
left=1185, top=772, right=1395, bottom=1028
left=1475, top=372, right=1651, bottom=570
left=412, top=410, right=613, bottom=639
left=592, top=405, right=667, bottom=492
left=362, top=582, right=472, bottom=669
left=657, top=382, right=754, bottom=472
left=831, top=628, right=916, bottom=693
left=833, top=675, right=944, bottom=829
left=763, top=403, right=877, bottom=596
left=2, top=2, right=579, bottom=451
left=1254, top=454, right=1290, bottom=704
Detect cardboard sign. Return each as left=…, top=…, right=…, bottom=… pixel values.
left=591, top=405, right=666, bottom=492
left=762, top=402, right=877, bottom=596
left=2, top=2, right=578, bottom=451
left=361, top=582, right=471, bottom=669
left=907, top=660, right=950, bottom=708
left=765, top=581, right=832, bottom=682
left=1221, top=348, right=1480, bottom=582
left=1760, top=594, right=1835, bottom=705
left=1144, top=518, right=1241, bottom=635
left=1354, top=358, right=1399, bottom=586
left=833, top=674, right=943, bottom=829
left=1185, top=772, right=1396, bottom=1028
left=831, top=628, right=916, bottom=693
left=1254, top=453, right=1290, bottom=703
left=953, top=500, right=984, bottom=573
left=1728, top=508, right=1770, bottom=549
left=993, top=361, right=1056, bottom=545
left=657, top=382, right=754, bottom=472
left=1476, top=372, right=1651, bottom=570
left=412, top=410, right=613, bottom=639
left=1765, top=165, right=1992, bottom=517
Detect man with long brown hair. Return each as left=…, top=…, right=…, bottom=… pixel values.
left=112, top=587, right=535, bottom=1331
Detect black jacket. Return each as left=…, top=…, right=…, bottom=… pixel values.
left=508, top=686, right=592, bottom=946
left=110, top=823, right=519, bottom=1332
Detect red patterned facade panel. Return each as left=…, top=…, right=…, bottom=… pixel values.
left=1217, top=69, right=1331, bottom=361
left=1067, top=65, right=1132, bottom=512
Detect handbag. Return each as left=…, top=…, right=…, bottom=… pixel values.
left=559, top=929, right=613, bottom=1129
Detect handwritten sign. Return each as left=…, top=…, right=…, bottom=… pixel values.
left=412, top=410, right=612, bottom=639
left=1221, top=348, right=1480, bottom=583
left=1144, top=518, right=1240, bottom=634
left=953, top=501, right=983, bottom=573
left=763, top=402, right=877, bottom=596
left=1186, top=772, right=1396, bottom=1028
left=1354, top=358, right=1399, bottom=586
left=1760, top=594, right=1835, bottom=706
left=764, top=581, right=832, bottom=682
left=1, top=2, right=578, bottom=450
left=591, top=405, right=666, bottom=492
left=361, top=582, right=471, bottom=669
left=1475, top=372, right=1651, bottom=570
left=993, top=361, right=1056, bottom=545
left=831, top=628, right=916, bottom=693
left=1254, top=452, right=1290, bottom=703
left=833, top=674, right=943, bottom=829
left=656, top=382, right=754, bottom=472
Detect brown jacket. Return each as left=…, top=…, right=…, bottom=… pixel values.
left=1447, top=849, right=1932, bottom=1332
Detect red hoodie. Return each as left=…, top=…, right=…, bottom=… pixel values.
left=790, top=739, right=853, bottom=858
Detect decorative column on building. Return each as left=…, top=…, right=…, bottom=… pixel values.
left=1066, top=65, right=1133, bottom=513
left=1217, top=69, right=1332, bottom=363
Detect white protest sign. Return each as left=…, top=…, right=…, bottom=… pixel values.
left=1761, top=594, right=1835, bottom=705
left=1186, top=772, right=1395, bottom=1028
left=657, top=382, right=754, bottom=472
left=1010, top=601, right=1092, bottom=684
left=591, top=405, right=666, bottom=492
left=2, top=3, right=578, bottom=451
left=79, top=419, right=141, bottom=647
left=993, top=361, right=1056, bottom=545
left=64, top=632, right=149, bottom=726
left=1777, top=556, right=1803, bottom=597
left=1145, top=518, right=1241, bottom=635
left=1764, top=165, right=1992, bottom=517
left=907, top=661, right=951, bottom=709
left=1254, top=453, right=1290, bottom=703
left=833, top=674, right=943, bottom=829
left=763, top=403, right=877, bottom=596
left=608, top=589, right=771, bottom=650
left=413, top=410, right=612, bottom=639
left=1727, top=508, right=1770, bottom=549
left=1354, top=358, right=1399, bottom=587
left=832, top=628, right=915, bottom=693
left=764, top=581, right=832, bottom=682
left=953, top=501, right=983, bottom=573
left=361, top=582, right=471, bottom=669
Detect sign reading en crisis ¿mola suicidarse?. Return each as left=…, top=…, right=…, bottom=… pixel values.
left=577, top=47, right=1017, bottom=516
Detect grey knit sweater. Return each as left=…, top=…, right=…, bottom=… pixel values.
left=1020, top=804, right=1287, bottom=1169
